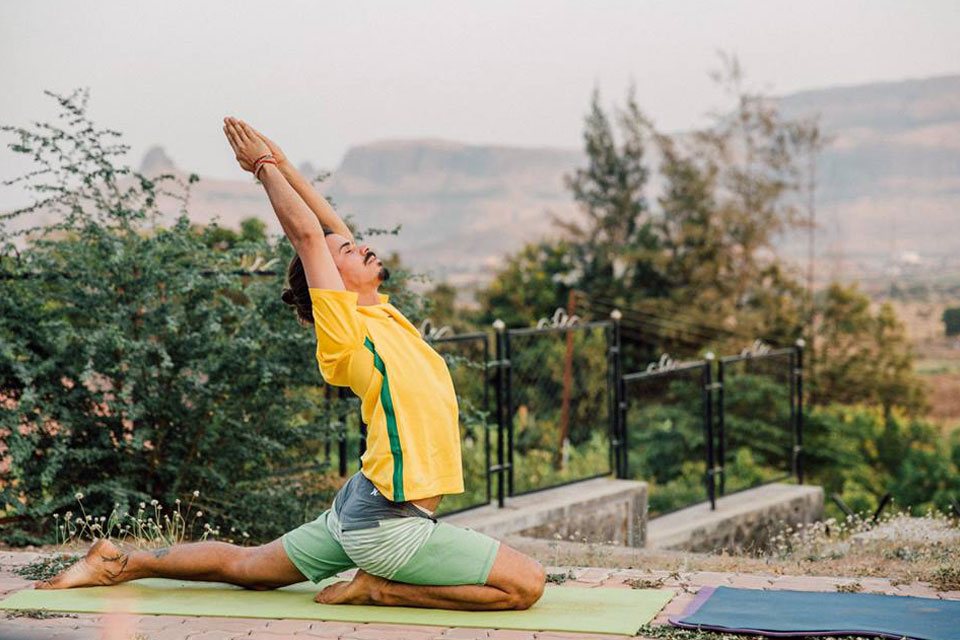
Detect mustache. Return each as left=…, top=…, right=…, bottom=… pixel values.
left=364, top=252, right=378, bottom=265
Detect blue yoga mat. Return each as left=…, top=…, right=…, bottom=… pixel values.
left=670, top=586, right=960, bottom=640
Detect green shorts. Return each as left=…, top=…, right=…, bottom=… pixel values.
left=281, top=507, right=501, bottom=586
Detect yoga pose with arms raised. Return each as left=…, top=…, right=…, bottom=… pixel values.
left=38, top=118, right=546, bottom=611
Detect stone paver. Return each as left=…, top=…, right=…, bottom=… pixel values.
left=653, top=590, right=697, bottom=624
left=1, top=550, right=953, bottom=638
left=487, top=630, right=537, bottom=640
left=344, top=623, right=443, bottom=639
left=180, top=616, right=271, bottom=632
left=261, top=619, right=318, bottom=633
left=682, top=570, right=733, bottom=587
left=300, top=622, right=360, bottom=637
left=438, top=628, right=493, bottom=639
left=184, top=631, right=242, bottom=640
left=727, top=573, right=777, bottom=589
left=536, top=634, right=633, bottom=640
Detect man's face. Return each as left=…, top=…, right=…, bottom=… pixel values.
left=324, top=233, right=390, bottom=290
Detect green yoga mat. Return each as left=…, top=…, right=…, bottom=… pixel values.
left=0, top=578, right=673, bottom=636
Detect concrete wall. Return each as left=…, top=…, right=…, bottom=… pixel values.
left=647, top=483, right=824, bottom=553
left=442, top=477, right=649, bottom=547
left=444, top=479, right=823, bottom=554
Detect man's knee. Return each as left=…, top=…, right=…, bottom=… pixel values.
left=510, top=560, right=546, bottom=610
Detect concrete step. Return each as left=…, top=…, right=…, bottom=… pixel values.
left=647, top=482, right=824, bottom=552
left=441, top=476, right=649, bottom=547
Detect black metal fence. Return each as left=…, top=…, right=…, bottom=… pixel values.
left=329, top=310, right=805, bottom=517
left=617, top=339, right=805, bottom=515
left=717, top=346, right=803, bottom=497
left=620, top=358, right=715, bottom=516
left=428, top=332, right=492, bottom=514
left=500, top=321, right=614, bottom=498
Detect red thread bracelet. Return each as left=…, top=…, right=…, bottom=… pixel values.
left=254, top=158, right=278, bottom=180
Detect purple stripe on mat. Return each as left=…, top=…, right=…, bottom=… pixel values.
left=668, top=585, right=716, bottom=626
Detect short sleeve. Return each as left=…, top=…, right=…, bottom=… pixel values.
left=309, top=288, right=366, bottom=385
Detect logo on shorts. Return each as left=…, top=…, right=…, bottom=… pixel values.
left=370, top=488, right=378, bottom=495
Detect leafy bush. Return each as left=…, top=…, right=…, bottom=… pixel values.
left=799, top=404, right=960, bottom=517
left=0, top=91, right=355, bottom=544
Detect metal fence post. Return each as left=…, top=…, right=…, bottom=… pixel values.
left=795, top=338, right=805, bottom=485
left=608, top=309, right=624, bottom=478
left=703, top=352, right=717, bottom=510
left=482, top=334, right=492, bottom=507
left=716, top=358, right=726, bottom=497
left=504, top=327, right=515, bottom=497
left=492, top=319, right=507, bottom=508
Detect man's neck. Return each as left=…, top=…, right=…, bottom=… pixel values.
left=356, top=289, right=381, bottom=306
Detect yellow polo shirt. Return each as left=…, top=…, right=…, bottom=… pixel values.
left=309, top=288, right=464, bottom=502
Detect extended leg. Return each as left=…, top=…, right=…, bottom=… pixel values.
left=37, top=537, right=305, bottom=591
left=316, top=543, right=545, bottom=610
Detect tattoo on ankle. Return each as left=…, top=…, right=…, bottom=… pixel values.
left=152, top=547, right=170, bottom=559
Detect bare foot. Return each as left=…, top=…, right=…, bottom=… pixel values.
left=35, top=539, right=130, bottom=590
left=314, top=569, right=386, bottom=605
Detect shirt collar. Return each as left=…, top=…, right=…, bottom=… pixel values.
left=356, top=292, right=391, bottom=318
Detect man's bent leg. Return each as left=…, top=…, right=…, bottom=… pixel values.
left=344, top=543, right=544, bottom=610
left=318, top=534, right=546, bottom=611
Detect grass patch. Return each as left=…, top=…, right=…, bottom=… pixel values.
left=931, top=563, right=960, bottom=591
left=835, top=580, right=863, bottom=593
left=627, top=575, right=670, bottom=589
left=13, top=554, right=81, bottom=582
left=4, top=609, right=77, bottom=620
left=546, top=569, right=577, bottom=584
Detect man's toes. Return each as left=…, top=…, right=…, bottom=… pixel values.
left=315, top=581, right=345, bottom=604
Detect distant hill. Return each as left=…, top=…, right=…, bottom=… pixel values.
left=777, top=74, right=960, bottom=283
left=324, top=140, right=584, bottom=285
left=10, top=74, right=960, bottom=291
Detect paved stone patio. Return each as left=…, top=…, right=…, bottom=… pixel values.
left=2, top=551, right=957, bottom=639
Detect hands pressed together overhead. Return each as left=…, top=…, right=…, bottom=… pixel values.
left=222, top=117, right=286, bottom=176
left=220, top=114, right=354, bottom=253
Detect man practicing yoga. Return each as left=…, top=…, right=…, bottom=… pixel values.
left=38, top=118, right=546, bottom=611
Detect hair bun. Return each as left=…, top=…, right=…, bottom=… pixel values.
left=281, top=288, right=297, bottom=306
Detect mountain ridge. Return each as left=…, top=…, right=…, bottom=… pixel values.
left=14, top=73, right=959, bottom=290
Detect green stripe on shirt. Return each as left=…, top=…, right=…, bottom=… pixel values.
left=364, top=336, right=405, bottom=502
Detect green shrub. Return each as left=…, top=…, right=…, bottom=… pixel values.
left=0, top=91, right=380, bottom=543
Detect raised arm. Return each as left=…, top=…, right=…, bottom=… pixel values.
left=251, top=127, right=354, bottom=243
left=223, top=117, right=344, bottom=291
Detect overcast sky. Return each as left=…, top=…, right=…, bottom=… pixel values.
left=3, top=0, right=959, bottom=189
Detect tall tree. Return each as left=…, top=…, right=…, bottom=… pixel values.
left=558, top=88, right=664, bottom=304
left=814, top=283, right=926, bottom=416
